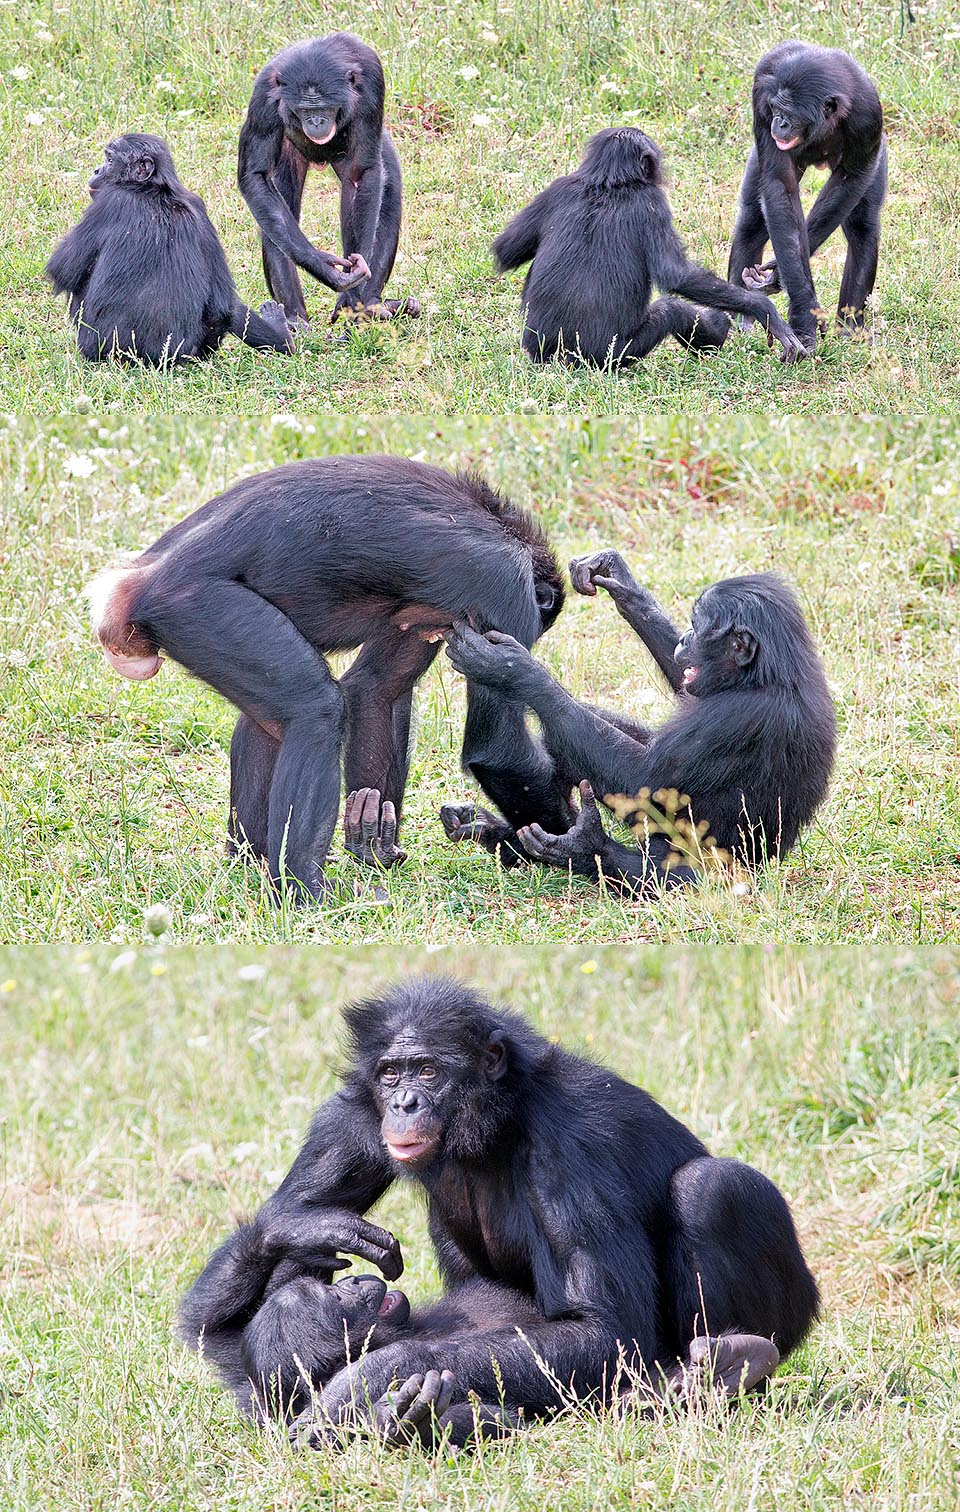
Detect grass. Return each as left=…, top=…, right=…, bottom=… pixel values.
left=1, top=413, right=959, bottom=944
left=2, top=0, right=958, bottom=412
left=1, top=944, right=959, bottom=1511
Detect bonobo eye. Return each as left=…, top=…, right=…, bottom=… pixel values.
left=418, top=1062, right=438, bottom=1083
left=823, top=96, right=837, bottom=116
left=380, top=1066, right=400, bottom=1088
left=535, top=581, right=558, bottom=615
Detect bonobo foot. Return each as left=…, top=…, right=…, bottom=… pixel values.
left=290, top=1369, right=457, bottom=1451
left=630, top=1332, right=780, bottom=1413
left=344, top=788, right=407, bottom=870
left=259, top=299, right=292, bottom=331
left=517, top=782, right=606, bottom=875
left=330, top=295, right=422, bottom=324
left=440, top=803, right=527, bottom=867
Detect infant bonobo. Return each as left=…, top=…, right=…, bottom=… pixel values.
left=46, top=134, right=293, bottom=365
left=194, top=1266, right=780, bottom=1449
left=493, top=127, right=805, bottom=366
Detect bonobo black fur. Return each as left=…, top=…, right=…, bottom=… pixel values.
left=179, top=978, right=818, bottom=1445
left=442, top=565, right=836, bottom=895
left=238, top=33, right=417, bottom=323
left=46, top=134, right=293, bottom=365
left=87, top=456, right=570, bottom=902
left=493, top=127, right=805, bottom=365
left=730, top=42, right=886, bottom=348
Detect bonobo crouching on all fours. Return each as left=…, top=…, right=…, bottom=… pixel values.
left=86, top=456, right=571, bottom=904
left=443, top=561, right=836, bottom=895
left=178, top=978, right=813, bottom=1447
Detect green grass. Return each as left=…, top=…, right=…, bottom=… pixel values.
left=1, top=944, right=959, bottom=1511
left=2, top=0, right=958, bottom=412
left=1, top=413, right=958, bottom=943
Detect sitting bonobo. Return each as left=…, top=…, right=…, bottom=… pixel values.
left=442, top=559, right=835, bottom=895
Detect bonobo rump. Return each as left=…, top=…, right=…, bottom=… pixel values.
left=86, top=457, right=569, bottom=902
left=179, top=977, right=818, bottom=1449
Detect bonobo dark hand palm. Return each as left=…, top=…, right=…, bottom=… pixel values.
left=518, top=781, right=606, bottom=869
left=257, top=1207, right=403, bottom=1280
left=569, top=550, right=650, bottom=617
left=444, top=621, right=534, bottom=693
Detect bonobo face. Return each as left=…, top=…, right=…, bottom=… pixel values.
left=768, top=92, right=808, bottom=151
left=89, top=135, right=161, bottom=196
left=327, top=1273, right=411, bottom=1333
left=674, top=589, right=759, bottom=696
left=374, top=1031, right=507, bottom=1171
left=278, top=64, right=358, bottom=146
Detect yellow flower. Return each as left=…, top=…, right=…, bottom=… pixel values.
left=580, top=960, right=598, bottom=974
left=0, top=979, right=16, bottom=993
left=150, top=962, right=167, bottom=977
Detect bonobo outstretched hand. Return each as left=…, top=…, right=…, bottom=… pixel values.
left=741, top=260, right=780, bottom=293
left=328, top=252, right=373, bottom=292
left=444, top=621, right=537, bottom=695
left=518, top=782, right=607, bottom=875
left=256, top=1207, right=403, bottom=1281
left=344, top=788, right=407, bottom=870
left=569, top=550, right=653, bottom=620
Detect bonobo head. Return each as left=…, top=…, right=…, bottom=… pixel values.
left=320, top=1272, right=411, bottom=1343
left=271, top=33, right=381, bottom=146
left=674, top=574, right=819, bottom=696
left=763, top=64, right=850, bottom=152
left=89, top=134, right=180, bottom=197
left=580, top=127, right=663, bottom=189
left=344, top=979, right=540, bottom=1174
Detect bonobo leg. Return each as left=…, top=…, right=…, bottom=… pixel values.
left=837, top=146, right=886, bottom=332
left=663, top=1156, right=819, bottom=1362
left=461, top=683, right=575, bottom=835
left=341, top=627, right=441, bottom=815
left=333, top=134, right=418, bottom=321
left=620, top=297, right=730, bottom=361
left=262, top=142, right=311, bottom=325
left=228, top=714, right=280, bottom=862
left=228, top=299, right=295, bottom=353
left=134, top=578, right=344, bottom=901
left=629, top=1333, right=781, bottom=1411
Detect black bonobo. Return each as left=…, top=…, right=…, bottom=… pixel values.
left=178, top=978, right=816, bottom=1447
left=46, top=134, right=293, bottom=365
left=493, top=127, right=805, bottom=365
left=86, top=457, right=571, bottom=902
left=442, top=562, right=836, bottom=895
left=729, top=42, right=887, bottom=349
left=238, top=33, right=419, bottom=325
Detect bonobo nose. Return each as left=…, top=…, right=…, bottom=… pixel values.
left=395, top=1088, right=421, bottom=1112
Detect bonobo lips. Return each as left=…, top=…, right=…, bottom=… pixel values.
left=773, top=133, right=802, bottom=151
left=386, top=1133, right=439, bottom=1165
left=682, top=665, right=699, bottom=688
left=377, top=1289, right=411, bottom=1324
left=303, top=122, right=337, bottom=145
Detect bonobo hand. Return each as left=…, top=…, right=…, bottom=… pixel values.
left=331, top=295, right=422, bottom=324
left=326, top=251, right=372, bottom=292
left=518, top=782, right=607, bottom=873
left=255, top=1207, right=403, bottom=1281
left=344, top=788, right=407, bottom=870
left=444, top=621, right=536, bottom=694
left=768, top=320, right=810, bottom=364
left=569, top=550, right=647, bottom=617
left=371, top=1370, right=458, bottom=1447
left=440, top=802, right=504, bottom=847
left=741, top=259, right=779, bottom=293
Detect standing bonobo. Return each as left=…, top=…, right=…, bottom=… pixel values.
left=178, top=978, right=816, bottom=1447
left=729, top=42, right=887, bottom=349
left=86, top=457, right=570, bottom=903
left=238, top=33, right=418, bottom=325
left=442, top=566, right=836, bottom=895
left=493, top=128, right=805, bottom=365
left=46, top=134, right=293, bottom=365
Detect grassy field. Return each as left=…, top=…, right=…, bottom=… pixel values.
left=1, top=944, right=958, bottom=1511
left=2, top=0, right=958, bottom=413
left=1, top=413, right=958, bottom=944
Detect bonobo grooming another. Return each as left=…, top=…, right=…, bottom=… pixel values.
left=729, top=42, right=886, bottom=349
left=239, top=33, right=418, bottom=325
left=86, top=457, right=573, bottom=902
left=493, top=127, right=805, bottom=365
left=46, top=135, right=293, bottom=365
left=442, top=561, right=836, bottom=895
left=179, top=977, right=816, bottom=1447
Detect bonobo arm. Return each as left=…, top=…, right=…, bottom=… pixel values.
left=335, top=150, right=384, bottom=272
left=46, top=217, right=101, bottom=297
left=493, top=183, right=560, bottom=270
left=238, top=95, right=369, bottom=293
left=178, top=1091, right=398, bottom=1345
left=803, top=166, right=879, bottom=256
left=569, top=551, right=684, bottom=692
left=750, top=145, right=820, bottom=344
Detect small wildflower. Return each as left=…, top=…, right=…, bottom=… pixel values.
left=144, top=903, right=171, bottom=936
left=458, top=65, right=480, bottom=80
left=471, top=113, right=493, bottom=129
left=63, top=453, right=96, bottom=478
left=25, top=112, right=44, bottom=126
left=150, top=961, right=167, bottom=977
left=580, top=960, right=598, bottom=974
left=237, top=963, right=267, bottom=982
left=10, top=66, right=29, bottom=80
left=35, top=28, right=54, bottom=43
left=0, top=979, right=16, bottom=993
left=109, top=950, right=137, bottom=973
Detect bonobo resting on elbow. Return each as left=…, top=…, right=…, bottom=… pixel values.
left=442, top=562, right=836, bottom=895
left=46, top=134, right=293, bottom=365
left=178, top=977, right=815, bottom=1447
left=86, top=456, right=570, bottom=903
left=493, top=127, right=805, bottom=365
left=238, top=33, right=419, bottom=325
left=730, top=42, right=886, bottom=349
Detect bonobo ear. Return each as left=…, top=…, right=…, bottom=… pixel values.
left=535, top=581, right=558, bottom=615
left=731, top=628, right=758, bottom=667
left=640, top=152, right=658, bottom=184
left=135, top=156, right=155, bottom=181
left=347, top=69, right=360, bottom=86
left=483, top=1031, right=508, bottom=1081
left=824, top=93, right=850, bottom=119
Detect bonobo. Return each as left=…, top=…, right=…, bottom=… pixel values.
left=729, top=43, right=886, bottom=348
left=239, top=33, right=419, bottom=325
left=86, top=457, right=571, bottom=902
left=442, top=563, right=836, bottom=895
left=46, top=134, right=293, bottom=365
left=178, top=977, right=816, bottom=1447
left=493, top=127, right=805, bottom=365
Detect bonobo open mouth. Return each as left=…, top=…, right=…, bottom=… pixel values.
left=773, top=134, right=802, bottom=150
left=682, top=665, right=699, bottom=687
left=386, top=1133, right=440, bottom=1165
left=377, top=1289, right=411, bottom=1324
left=302, top=120, right=338, bottom=145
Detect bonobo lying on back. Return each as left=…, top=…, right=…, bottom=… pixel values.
left=46, top=134, right=293, bottom=365
left=443, top=564, right=836, bottom=894
left=493, top=127, right=805, bottom=366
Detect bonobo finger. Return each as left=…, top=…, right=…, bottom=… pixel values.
left=591, top=574, right=627, bottom=596
left=517, top=824, right=551, bottom=860
left=361, top=788, right=381, bottom=844
left=577, top=780, right=597, bottom=809
left=483, top=630, right=519, bottom=648
left=380, top=801, right=397, bottom=851
left=435, top=1369, right=457, bottom=1418
left=388, top=1375, right=426, bottom=1422
left=439, top=802, right=474, bottom=839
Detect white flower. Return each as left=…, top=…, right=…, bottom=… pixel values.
left=25, top=112, right=44, bottom=126
left=458, top=65, right=479, bottom=80
left=471, top=113, right=493, bottom=129
left=109, top=950, right=137, bottom=973
left=10, top=66, right=29, bottom=80
left=35, top=28, right=53, bottom=43
left=63, top=452, right=96, bottom=478
left=144, top=902, right=171, bottom=936
left=237, top=963, right=267, bottom=981
left=155, top=78, right=176, bottom=93
left=599, top=81, right=624, bottom=95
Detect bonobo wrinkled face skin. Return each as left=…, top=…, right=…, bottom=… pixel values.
left=374, top=1031, right=507, bottom=1170
left=673, top=588, right=759, bottom=698
left=276, top=57, right=360, bottom=147
left=325, top=1273, right=411, bottom=1335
